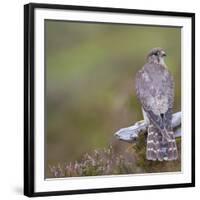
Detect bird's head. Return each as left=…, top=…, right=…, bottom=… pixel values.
left=147, top=48, right=167, bottom=65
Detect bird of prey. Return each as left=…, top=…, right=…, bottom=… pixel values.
left=135, top=48, right=178, bottom=161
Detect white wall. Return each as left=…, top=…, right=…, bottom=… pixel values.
left=0, top=0, right=199, bottom=199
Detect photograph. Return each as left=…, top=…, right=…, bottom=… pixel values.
left=45, top=20, right=181, bottom=178
left=24, top=3, right=194, bottom=196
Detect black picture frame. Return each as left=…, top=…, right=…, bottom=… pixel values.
left=24, top=3, right=195, bottom=197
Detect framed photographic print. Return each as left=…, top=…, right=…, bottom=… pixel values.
left=24, top=3, right=195, bottom=197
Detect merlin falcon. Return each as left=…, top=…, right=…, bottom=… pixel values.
left=135, top=48, right=178, bottom=161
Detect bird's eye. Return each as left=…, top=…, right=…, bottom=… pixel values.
left=154, top=52, right=159, bottom=56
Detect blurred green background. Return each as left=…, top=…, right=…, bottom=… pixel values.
left=45, top=20, right=181, bottom=177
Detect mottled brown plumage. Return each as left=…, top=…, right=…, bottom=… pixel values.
left=135, top=48, right=178, bottom=161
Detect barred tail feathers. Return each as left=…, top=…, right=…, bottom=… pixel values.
left=146, top=125, right=163, bottom=161
left=165, top=131, right=178, bottom=160
left=146, top=125, right=178, bottom=161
